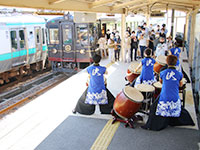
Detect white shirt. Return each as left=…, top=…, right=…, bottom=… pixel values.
left=139, top=34, right=148, bottom=46
left=155, top=43, right=168, bottom=57
left=98, top=37, right=107, bottom=49
left=124, top=36, right=131, bottom=49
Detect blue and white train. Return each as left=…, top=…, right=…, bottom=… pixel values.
left=0, top=14, right=48, bottom=84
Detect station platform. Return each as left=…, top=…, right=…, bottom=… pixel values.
left=0, top=51, right=199, bottom=150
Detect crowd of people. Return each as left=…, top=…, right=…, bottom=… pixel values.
left=98, top=23, right=174, bottom=64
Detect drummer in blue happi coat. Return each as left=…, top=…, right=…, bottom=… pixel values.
left=169, top=42, right=182, bottom=72
left=132, top=48, right=157, bottom=87
left=142, top=55, right=194, bottom=131
left=85, top=55, right=108, bottom=105
left=73, top=54, right=115, bottom=115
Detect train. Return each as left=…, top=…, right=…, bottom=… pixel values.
left=0, top=14, right=48, bottom=85
left=46, top=13, right=100, bottom=73
left=0, top=12, right=101, bottom=85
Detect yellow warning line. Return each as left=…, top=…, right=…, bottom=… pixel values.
left=90, top=119, right=120, bottom=150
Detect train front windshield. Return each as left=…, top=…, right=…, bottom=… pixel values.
left=76, top=25, right=88, bottom=46
left=49, top=28, right=59, bottom=44
left=63, top=28, right=72, bottom=45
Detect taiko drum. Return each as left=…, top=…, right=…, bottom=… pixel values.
left=153, top=82, right=162, bottom=99
left=113, top=86, right=143, bottom=119
left=154, top=55, right=166, bottom=74
left=126, top=62, right=141, bottom=83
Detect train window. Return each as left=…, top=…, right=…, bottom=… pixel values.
left=49, top=28, right=59, bottom=44
left=76, top=25, right=88, bottom=46
left=19, top=30, right=25, bottom=49
left=63, top=28, right=72, bottom=44
left=42, top=28, right=45, bottom=44
left=36, top=29, right=40, bottom=44
left=89, top=24, right=95, bottom=44
left=10, top=31, right=18, bottom=50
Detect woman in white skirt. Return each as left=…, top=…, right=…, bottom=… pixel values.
left=98, top=34, right=107, bottom=58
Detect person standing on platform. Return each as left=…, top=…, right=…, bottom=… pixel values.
left=143, top=22, right=149, bottom=36
left=124, top=31, right=131, bottom=63
left=73, top=54, right=115, bottom=115
left=106, top=29, right=111, bottom=41
left=127, top=27, right=131, bottom=35
left=155, top=37, right=168, bottom=57
left=142, top=55, right=194, bottom=131
left=162, top=24, right=168, bottom=35
left=167, top=36, right=173, bottom=50
left=139, top=28, right=148, bottom=58
left=149, top=24, right=153, bottom=32
left=98, top=34, right=107, bottom=58
left=148, top=36, right=155, bottom=56
left=159, top=28, right=166, bottom=40
left=112, top=29, right=116, bottom=36
left=136, top=26, right=142, bottom=38
left=132, top=48, right=156, bottom=86
left=114, top=34, right=121, bottom=61
left=154, top=32, right=160, bottom=50
left=156, top=25, right=161, bottom=34
left=108, top=34, right=115, bottom=62
left=130, top=31, right=138, bottom=61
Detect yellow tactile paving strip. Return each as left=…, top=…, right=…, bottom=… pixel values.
left=90, top=119, right=120, bottom=150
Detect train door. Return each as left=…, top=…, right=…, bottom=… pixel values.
left=48, top=27, right=60, bottom=60
left=60, top=22, right=75, bottom=62
left=10, top=28, right=27, bottom=67
left=34, top=27, right=43, bottom=61
left=75, top=23, right=91, bottom=63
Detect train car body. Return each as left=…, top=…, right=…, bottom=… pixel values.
left=46, top=13, right=99, bottom=73
left=0, top=14, right=48, bottom=84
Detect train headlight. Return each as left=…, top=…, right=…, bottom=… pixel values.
left=65, top=45, right=71, bottom=52
left=80, top=49, right=86, bottom=54
left=52, top=48, right=57, bottom=54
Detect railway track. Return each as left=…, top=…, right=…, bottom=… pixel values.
left=0, top=71, right=70, bottom=117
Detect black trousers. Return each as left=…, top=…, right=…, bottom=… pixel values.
left=114, top=49, right=120, bottom=61
left=130, top=47, right=137, bottom=61
left=142, top=97, right=195, bottom=131
left=75, top=88, right=115, bottom=115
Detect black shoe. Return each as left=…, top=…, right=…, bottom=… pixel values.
left=141, top=125, right=148, bottom=130
left=125, top=83, right=130, bottom=86
left=72, top=109, right=76, bottom=114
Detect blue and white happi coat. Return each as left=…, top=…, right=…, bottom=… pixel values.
left=85, top=65, right=108, bottom=105
left=135, top=57, right=157, bottom=86
left=170, top=47, right=182, bottom=72
left=156, top=67, right=183, bottom=117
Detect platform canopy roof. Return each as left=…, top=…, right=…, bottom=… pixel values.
left=0, top=0, right=199, bottom=14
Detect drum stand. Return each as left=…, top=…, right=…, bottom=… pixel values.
left=111, top=110, right=143, bottom=128
left=141, top=91, right=154, bottom=114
